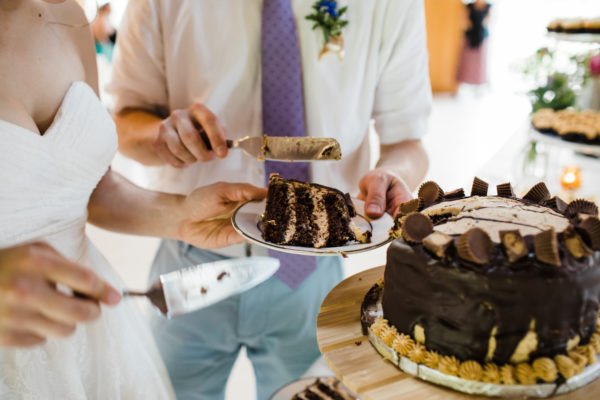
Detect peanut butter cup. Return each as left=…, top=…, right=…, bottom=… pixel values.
left=565, top=199, right=599, bottom=219
left=418, top=181, right=444, bottom=207
left=471, top=177, right=489, bottom=197
left=577, top=216, right=600, bottom=250
left=564, top=229, right=593, bottom=259
left=534, top=229, right=560, bottom=266
left=423, top=231, right=454, bottom=258
left=444, top=188, right=466, bottom=199
left=523, top=182, right=551, bottom=203
left=402, top=212, right=434, bottom=244
left=399, top=198, right=423, bottom=216
left=496, top=183, right=515, bottom=198
left=500, top=230, right=528, bottom=263
left=543, top=196, right=568, bottom=214
left=456, top=228, right=493, bottom=265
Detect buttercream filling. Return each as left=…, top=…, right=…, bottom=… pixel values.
left=282, top=185, right=297, bottom=243
left=311, top=187, right=330, bottom=248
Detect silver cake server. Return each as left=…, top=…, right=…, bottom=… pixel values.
left=123, top=257, right=279, bottom=318
left=201, top=131, right=342, bottom=162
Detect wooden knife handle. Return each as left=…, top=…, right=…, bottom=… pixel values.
left=198, top=128, right=233, bottom=150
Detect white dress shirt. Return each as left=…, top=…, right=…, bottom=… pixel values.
left=109, top=0, right=432, bottom=197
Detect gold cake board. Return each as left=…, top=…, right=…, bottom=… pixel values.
left=316, top=266, right=600, bottom=400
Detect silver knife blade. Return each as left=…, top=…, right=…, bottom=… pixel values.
left=159, top=257, right=279, bottom=318
left=236, top=136, right=342, bottom=161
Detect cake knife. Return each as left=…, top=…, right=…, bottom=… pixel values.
left=202, top=132, right=342, bottom=162
left=123, top=257, right=279, bottom=318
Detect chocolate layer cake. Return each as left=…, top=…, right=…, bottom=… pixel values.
left=291, top=378, right=358, bottom=400
left=262, top=174, right=371, bottom=248
left=532, top=108, right=600, bottom=145
left=376, top=178, right=600, bottom=384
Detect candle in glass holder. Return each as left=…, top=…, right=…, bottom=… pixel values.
left=560, top=166, right=582, bottom=191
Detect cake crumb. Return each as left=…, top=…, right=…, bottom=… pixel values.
left=200, top=287, right=208, bottom=295
left=217, top=271, right=230, bottom=281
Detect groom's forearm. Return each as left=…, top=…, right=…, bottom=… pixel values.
left=114, top=108, right=164, bottom=166
left=87, top=170, right=184, bottom=239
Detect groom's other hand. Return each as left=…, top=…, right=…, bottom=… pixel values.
left=155, top=103, right=229, bottom=168
left=0, top=243, right=121, bottom=348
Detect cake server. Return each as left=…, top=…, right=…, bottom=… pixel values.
left=202, top=132, right=342, bottom=161
left=123, top=257, right=279, bottom=318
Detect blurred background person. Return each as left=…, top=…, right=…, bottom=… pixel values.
left=457, top=0, right=492, bottom=88
left=91, top=0, right=116, bottom=62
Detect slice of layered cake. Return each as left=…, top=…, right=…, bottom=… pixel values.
left=291, top=378, right=358, bottom=400
left=262, top=174, right=371, bottom=248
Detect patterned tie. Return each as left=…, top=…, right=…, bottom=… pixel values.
left=262, top=0, right=318, bottom=289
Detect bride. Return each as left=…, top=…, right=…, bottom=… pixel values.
left=0, top=1, right=265, bottom=398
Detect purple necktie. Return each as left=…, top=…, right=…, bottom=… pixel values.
left=262, top=0, right=317, bottom=289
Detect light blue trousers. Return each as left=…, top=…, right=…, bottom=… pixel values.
left=148, top=240, right=343, bottom=400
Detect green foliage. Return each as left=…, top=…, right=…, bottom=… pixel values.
left=520, top=46, right=598, bottom=112
left=528, top=72, right=576, bottom=112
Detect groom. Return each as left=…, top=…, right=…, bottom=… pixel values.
left=109, top=0, right=431, bottom=398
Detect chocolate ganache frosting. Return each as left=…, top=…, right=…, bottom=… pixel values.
left=383, top=178, right=600, bottom=365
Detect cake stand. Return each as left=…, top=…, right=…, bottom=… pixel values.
left=529, top=129, right=600, bottom=158
left=316, top=266, right=600, bottom=400
left=546, top=32, right=600, bottom=44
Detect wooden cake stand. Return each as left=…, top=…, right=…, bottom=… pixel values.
left=316, top=266, right=600, bottom=400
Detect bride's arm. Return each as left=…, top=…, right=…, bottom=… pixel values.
left=87, top=170, right=266, bottom=249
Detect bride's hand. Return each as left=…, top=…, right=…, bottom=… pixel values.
left=0, top=243, right=121, bottom=348
left=176, top=182, right=267, bottom=249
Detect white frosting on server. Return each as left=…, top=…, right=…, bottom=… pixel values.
left=422, top=196, right=570, bottom=243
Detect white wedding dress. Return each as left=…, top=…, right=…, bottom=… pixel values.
left=0, top=82, right=175, bottom=399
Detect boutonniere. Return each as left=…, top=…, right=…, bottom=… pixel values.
left=306, top=1, right=348, bottom=60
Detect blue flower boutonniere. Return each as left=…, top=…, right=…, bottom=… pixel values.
left=306, top=1, right=348, bottom=60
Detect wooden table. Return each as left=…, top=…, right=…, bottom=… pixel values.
left=316, top=266, right=600, bottom=400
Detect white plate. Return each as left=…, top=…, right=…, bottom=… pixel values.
left=530, top=129, right=600, bottom=158
left=232, top=198, right=394, bottom=256
left=270, top=377, right=357, bottom=400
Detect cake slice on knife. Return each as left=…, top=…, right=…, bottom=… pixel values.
left=261, top=174, right=371, bottom=248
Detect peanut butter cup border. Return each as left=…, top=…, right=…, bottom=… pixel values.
left=390, top=178, right=600, bottom=268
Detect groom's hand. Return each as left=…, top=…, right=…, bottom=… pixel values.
left=0, top=243, right=121, bottom=348
left=155, top=103, right=228, bottom=168
left=358, top=168, right=413, bottom=219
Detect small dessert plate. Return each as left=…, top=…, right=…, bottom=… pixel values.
left=232, top=198, right=394, bottom=256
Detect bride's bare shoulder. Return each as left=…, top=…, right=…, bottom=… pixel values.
left=0, top=0, right=98, bottom=133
